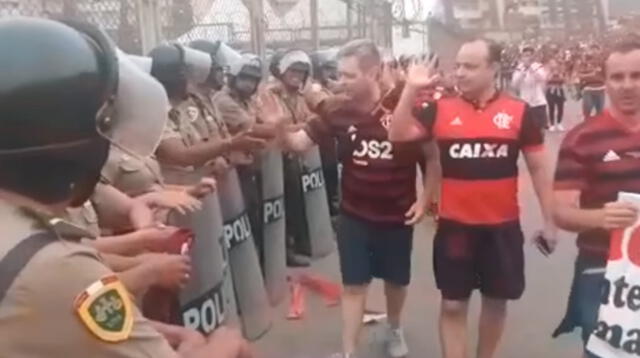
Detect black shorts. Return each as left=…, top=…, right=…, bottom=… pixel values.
left=433, top=219, right=525, bottom=300
left=529, top=104, right=549, bottom=129
left=337, top=213, right=413, bottom=287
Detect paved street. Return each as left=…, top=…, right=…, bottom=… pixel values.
left=256, top=100, right=588, bottom=358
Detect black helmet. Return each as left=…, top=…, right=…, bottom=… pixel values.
left=0, top=18, right=118, bottom=205
left=229, top=54, right=262, bottom=80
left=150, top=43, right=213, bottom=97
left=311, top=48, right=338, bottom=81
left=228, top=54, right=262, bottom=97
left=149, top=44, right=187, bottom=100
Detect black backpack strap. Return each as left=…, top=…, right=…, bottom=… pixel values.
left=0, top=231, right=57, bottom=304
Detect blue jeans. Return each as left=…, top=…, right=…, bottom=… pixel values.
left=554, top=254, right=606, bottom=346
left=582, top=89, right=605, bottom=117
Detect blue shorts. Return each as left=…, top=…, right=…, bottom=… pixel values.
left=553, top=253, right=607, bottom=346
left=336, top=213, right=413, bottom=287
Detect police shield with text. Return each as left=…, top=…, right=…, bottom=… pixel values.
left=218, top=168, right=272, bottom=340
left=269, top=50, right=335, bottom=259
left=171, top=193, right=240, bottom=334
left=182, top=42, right=272, bottom=339
left=228, top=54, right=288, bottom=305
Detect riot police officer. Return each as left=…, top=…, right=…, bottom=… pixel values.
left=149, top=44, right=264, bottom=185
left=0, top=17, right=251, bottom=358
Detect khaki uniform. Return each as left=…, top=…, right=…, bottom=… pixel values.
left=65, top=201, right=100, bottom=238
left=159, top=100, right=205, bottom=185
left=0, top=199, right=176, bottom=357
left=259, top=82, right=318, bottom=127
left=212, top=87, right=258, bottom=135
left=187, top=90, right=230, bottom=142
left=101, top=145, right=164, bottom=197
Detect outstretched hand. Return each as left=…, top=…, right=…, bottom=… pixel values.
left=405, top=55, right=441, bottom=90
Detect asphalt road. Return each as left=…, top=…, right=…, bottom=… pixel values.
left=255, top=100, right=587, bottom=358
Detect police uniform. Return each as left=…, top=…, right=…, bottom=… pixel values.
left=159, top=102, right=207, bottom=185
left=0, top=199, right=176, bottom=357
left=212, top=87, right=259, bottom=135
left=65, top=201, right=101, bottom=238
left=101, top=145, right=165, bottom=197
left=188, top=90, right=230, bottom=143
left=261, top=82, right=318, bottom=127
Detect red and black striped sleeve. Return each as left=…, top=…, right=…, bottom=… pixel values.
left=520, top=105, right=544, bottom=152
left=554, top=130, right=588, bottom=191
left=413, top=100, right=438, bottom=137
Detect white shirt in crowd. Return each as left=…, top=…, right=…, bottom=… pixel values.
left=511, top=62, right=548, bottom=108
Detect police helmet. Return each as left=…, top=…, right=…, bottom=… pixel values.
left=269, top=49, right=311, bottom=81
left=0, top=18, right=170, bottom=206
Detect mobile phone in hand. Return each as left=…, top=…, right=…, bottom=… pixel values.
left=535, top=234, right=552, bottom=257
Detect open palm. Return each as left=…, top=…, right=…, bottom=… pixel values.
left=406, top=55, right=440, bottom=89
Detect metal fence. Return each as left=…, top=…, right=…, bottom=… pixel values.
left=0, top=0, right=144, bottom=53
left=0, top=0, right=394, bottom=54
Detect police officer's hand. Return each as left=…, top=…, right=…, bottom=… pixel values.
left=229, top=152, right=254, bottom=166
left=208, top=157, right=231, bottom=177
left=187, top=177, right=217, bottom=198
left=405, top=55, right=440, bottom=90
left=138, top=225, right=182, bottom=252
left=200, top=326, right=254, bottom=358
left=143, top=253, right=192, bottom=290
left=143, top=190, right=202, bottom=215
left=176, top=327, right=207, bottom=355
left=248, top=123, right=279, bottom=141
left=601, top=201, right=640, bottom=230
left=229, top=132, right=266, bottom=153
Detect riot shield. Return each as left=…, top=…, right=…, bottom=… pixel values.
left=218, top=168, right=272, bottom=340
left=298, top=145, right=335, bottom=259
left=260, top=148, right=287, bottom=305
left=169, top=193, right=239, bottom=334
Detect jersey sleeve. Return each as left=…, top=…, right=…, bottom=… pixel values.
left=520, top=105, right=545, bottom=152
left=412, top=99, right=437, bottom=138
left=22, top=244, right=177, bottom=357
left=554, top=131, right=588, bottom=191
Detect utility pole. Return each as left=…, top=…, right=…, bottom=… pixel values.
left=442, top=0, right=455, bottom=25
left=346, top=0, right=353, bottom=40
left=137, top=0, right=161, bottom=54
left=310, top=0, right=319, bottom=51
left=248, top=0, right=267, bottom=64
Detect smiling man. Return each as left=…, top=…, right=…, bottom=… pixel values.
left=552, top=34, right=640, bottom=358
left=389, top=38, right=556, bottom=358
left=276, top=39, right=439, bottom=358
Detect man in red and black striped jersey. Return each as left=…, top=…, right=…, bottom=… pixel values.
left=277, top=40, right=439, bottom=358
left=552, top=36, right=640, bottom=358
left=390, top=38, right=557, bottom=358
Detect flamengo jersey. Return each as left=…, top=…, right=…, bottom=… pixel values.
left=417, top=93, right=544, bottom=225
left=306, top=104, right=424, bottom=225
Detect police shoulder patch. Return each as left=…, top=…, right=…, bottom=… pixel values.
left=74, top=275, right=134, bottom=342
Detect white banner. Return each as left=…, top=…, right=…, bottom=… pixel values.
left=587, top=192, right=640, bottom=358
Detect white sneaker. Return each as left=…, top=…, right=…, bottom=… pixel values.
left=548, top=125, right=557, bottom=132
left=557, top=123, right=565, bottom=131
left=385, top=326, right=409, bottom=358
